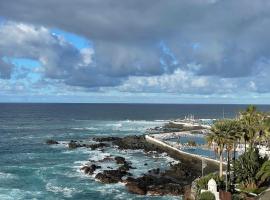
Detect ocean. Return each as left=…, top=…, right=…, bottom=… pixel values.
left=1, top=103, right=270, bottom=200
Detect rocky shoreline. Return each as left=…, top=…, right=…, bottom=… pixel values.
left=46, top=135, right=219, bottom=197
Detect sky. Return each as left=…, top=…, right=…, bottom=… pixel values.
left=0, top=0, right=270, bottom=104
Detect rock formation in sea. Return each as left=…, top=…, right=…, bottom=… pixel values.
left=46, top=135, right=219, bottom=197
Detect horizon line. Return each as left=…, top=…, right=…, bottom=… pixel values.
left=0, top=102, right=270, bottom=106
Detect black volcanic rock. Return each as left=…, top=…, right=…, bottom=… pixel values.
left=124, top=162, right=202, bottom=196
left=148, top=168, right=160, bottom=175
left=95, top=169, right=129, bottom=184
left=115, top=156, right=126, bottom=164
left=124, top=174, right=184, bottom=196
left=147, top=183, right=184, bottom=196
left=81, top=164, right=101, bottom=175
left=46, top=139, right=59, bottom=145
left=118, top=164, right=130, bottom=172
left=92, top=135, right=160, bottom=152
left=68, top=140, right=81, bottom=149
left=98, top=156, right=114, bottom=162
left=93, top=137, right=120, bottom=142
left=126, top=182, right=147, bottom=195
left=73, top=133, right=219, bottom=196
left=112, top=135, right=162, bottom=152
left=88, top=143, right=108, bottom=150
left=68, top=140, right=108, bottom=150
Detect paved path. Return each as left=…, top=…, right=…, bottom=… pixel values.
left=257, top=187, right=270, bottom=200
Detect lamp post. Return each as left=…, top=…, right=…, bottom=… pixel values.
left=202, top=158, right=207, bottom=177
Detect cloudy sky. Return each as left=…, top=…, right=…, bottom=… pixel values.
left=0, top=0, right=270, bottom=103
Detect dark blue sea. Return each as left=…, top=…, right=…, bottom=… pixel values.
left=1, top=103, right=269, bottom=200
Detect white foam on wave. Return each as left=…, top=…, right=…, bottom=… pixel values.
left=105, top=123, right=123, bottom=130
left=107, top=120, right=163, bottom=126
left=153, top=152, right=180, bottom=165
left=62, top=147, right=91, bottom=154
left=120, top=120, right=159, bottom=124
left=0, top=172, right=17, bottom=180
left=0, top=194, right=13, bottom=200
left=45, top=182, right=79, bottom=198
left=88, top=151, right=111, bottom=162
left=73, top=150, right=114, bottom=177
left=116, top=148, right=145, bottom=154
left=48, top=141, right=69, bottom=149
left=74, top=160, right=89, bottom=165
left=154, top=119, right=170, bottom=122
left=93, top=183, right=125, bottom=195
left=0, top=188, right=44, bottom=200
left=104, top=120, right=164, bottom=133
left=71, top=127, right=98, bottom=131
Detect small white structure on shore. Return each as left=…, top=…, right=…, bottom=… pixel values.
left=201, top=178, right=219, bottom=200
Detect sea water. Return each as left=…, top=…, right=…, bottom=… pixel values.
left=0, top=103, right=269, bottom=200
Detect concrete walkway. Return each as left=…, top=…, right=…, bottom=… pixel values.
left=257, top=187, right=270, bottom=200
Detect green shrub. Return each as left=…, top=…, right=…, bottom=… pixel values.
left=232, top=194, right=240, bottom=200
left=196, top=173, right=225, bottom=193
left=233, top=148, right=267, bottom=188
left=232, top=193, right=247, bottom=200
left=198, top=191, right=215, bottom=200
left=256, top=160, right=270, bottom=186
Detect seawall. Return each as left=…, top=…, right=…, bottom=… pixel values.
left=145, top=135, right=224, bottom=174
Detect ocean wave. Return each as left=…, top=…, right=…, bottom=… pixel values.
left=62, top=147, right=92, bottom=154
left=154, top=119, right=170, bottom=122
left=152, top=152, right=180, bottom=165
left=119, top=120, right=165, bottom=124
left=0, top=172, right=18, bottom=180
left=102, top=120, right=164, bottom=133
left=71, top=127, right=98, bottom=131
left=116, top=148, right=145, bottom=154
left=93, top=183, right=125, bottom=195
left=105, top=120, right=164, bottom=126
left=45, top=182, right=79, bottom=198
left=0, top=188, right=44, bottom=200
left=73, top=151, right=111, bottom=166
left=47, top=141, right=68, bottom=149
left=105, top=123, right=123, bottom=129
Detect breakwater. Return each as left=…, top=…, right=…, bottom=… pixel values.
left=145, top=135, right=224, bottom=174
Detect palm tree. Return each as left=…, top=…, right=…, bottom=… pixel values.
left=239, top=105, right=265, bottom=150
left=256, top=160, right=270, bottom=186
left=207, top=120, right=227, bottom=178
left=233, top=148, right=267, bottom=189
left=261, top=116, right=270, bottom=147
left=223, top=119, right=243, bottom=190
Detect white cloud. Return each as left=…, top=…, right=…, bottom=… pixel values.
left=118, top=69, right=209, bottom=94
left=248, top=81, right=257, bottom=91
left=0, top=18, right=270, bottom=102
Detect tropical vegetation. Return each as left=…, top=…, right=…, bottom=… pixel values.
left=198, top=191, right=215, bottom=200
left=195, top=173, right=225, bottom=195
left=205, top=105, right=270, bottom=195
left=233, top=148, right=267, bottom=189
left=256, top=160, right=270, bottom=186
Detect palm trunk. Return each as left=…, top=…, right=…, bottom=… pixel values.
left=219, top=153, right=223, bottom=178
left=227, top=149, right=231, bottom=190
left=227, top=150, right=230, bottom=176
left=233, top=143, right=237, bottom=187
left=250, top=140, right=253, bottom=150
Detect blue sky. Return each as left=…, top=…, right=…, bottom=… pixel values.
left=51, top=28, right=92, bottom=49
left=0, top=0, right=270, bottom=104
